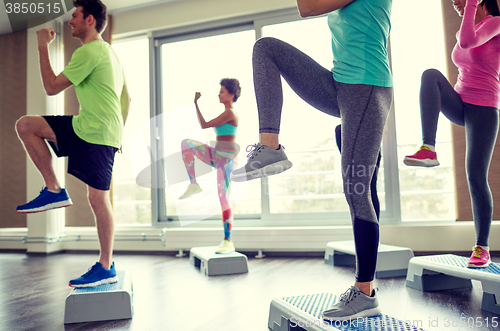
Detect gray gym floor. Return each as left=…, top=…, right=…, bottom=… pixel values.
left=0, top=251, right=498, bottom=331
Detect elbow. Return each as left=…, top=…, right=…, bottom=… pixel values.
left=200, top=121, right=211, bottom=129
left=458, top=41, right=473, bottom=49
left=298, top=6, right=315, bottom=18
left=297, top=0, right=329, bottom=18
left=44, top=82, right=61, bottom=96
left=45, top=87, right=57, bottom=96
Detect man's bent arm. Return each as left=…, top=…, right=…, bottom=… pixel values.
left=37, top=28, right=72, bottom=95
left=38, top=45, right=72, bottom=95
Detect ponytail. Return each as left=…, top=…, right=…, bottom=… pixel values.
left=483, top=0, right=500, bottom=17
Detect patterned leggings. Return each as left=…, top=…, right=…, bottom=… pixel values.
left=181, top=139, right=237, bottom=239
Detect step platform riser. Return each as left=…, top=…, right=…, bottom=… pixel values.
left=64, top=270, right=133, bottom=324
left=324, top=241, right=414, bottom=279
left=189, top=246, right=248, bottom=276
left=405, top=254, right=500, bottom=314
left=268, top=293, right=425, bottom=331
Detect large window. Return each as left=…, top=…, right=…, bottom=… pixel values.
left=152, top=12, right=391, bottom=226
left=155, top=27, right=260, bottom=225
left=391, top=0, right=456, bottom=222
left=112, top=3, right=455, bottom=226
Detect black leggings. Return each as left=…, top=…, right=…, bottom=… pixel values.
left=254, top=37, right=393, bottom=281
left=420, top=69, right=499, bottom=246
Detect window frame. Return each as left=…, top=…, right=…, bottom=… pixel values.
left=149, top=8, right=403, bottom=228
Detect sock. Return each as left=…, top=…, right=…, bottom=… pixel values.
left=262, top=143, right=280, bottom=150
left=423, top=144, right=435, bottom=152
left=47, top=188, right=61, bottom=194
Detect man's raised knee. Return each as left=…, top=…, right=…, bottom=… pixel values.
left=15, top=116, right=31, bottom=137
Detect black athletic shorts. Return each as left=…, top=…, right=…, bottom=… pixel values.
left=43, top=115, right=118, bottom=191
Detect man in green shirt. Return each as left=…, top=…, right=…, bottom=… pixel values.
left=15, top=0, right=130, bottom=287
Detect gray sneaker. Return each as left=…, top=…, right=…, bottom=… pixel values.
left=230, top=143, right=292, bottom=182
left=321, top=286, right=381, bottom=321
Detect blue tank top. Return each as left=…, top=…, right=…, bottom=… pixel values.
left=213, top=123, right=237, bottom=136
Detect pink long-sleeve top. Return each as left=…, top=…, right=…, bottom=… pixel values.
left=452, top=0, right=500, bottom=109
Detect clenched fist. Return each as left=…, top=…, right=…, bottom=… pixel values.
left=37, top=28, right=56, bottom=47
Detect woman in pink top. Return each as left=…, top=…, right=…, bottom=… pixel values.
left=404, top=0, right=500, bottom=268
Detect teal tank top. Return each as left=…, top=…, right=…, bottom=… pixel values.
left=328, top=0, right=393, bottom=87
left=213, top=123, right=237, bottom=136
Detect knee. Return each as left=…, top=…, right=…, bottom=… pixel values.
left=466, top=172, right=488, bottom=195
left=87, top=190, right=108, bottom=210
left=253, top=37, right=277, bottom=57
left=421, top=68, right=442, bottom=85
left=181, top=139, right=189, bottom=149
left=254, top=37, right=273, bottom=49
left=15, top=116, right=31, bottom=137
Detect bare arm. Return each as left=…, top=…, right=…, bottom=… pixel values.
left=297, top=0, right=355, bottom=18
left=37, top=29, right=72, bottom=95
left=203, top=111, right=235, bottom=128
left=121, top=84, right=131, bottom=125
left=194, top=92, right=209, bottom=128
left=194, top=92, right=235, bottom=129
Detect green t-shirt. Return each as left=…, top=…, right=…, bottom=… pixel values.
left=62, top=40, right=126, bottom=148
left=328, top=0, right=393, bottom=87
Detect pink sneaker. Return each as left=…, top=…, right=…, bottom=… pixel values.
left=403, top=145, right=440, bottom=167
left=467, top=246, right=491, bottom=268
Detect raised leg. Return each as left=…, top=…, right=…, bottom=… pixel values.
left=16, top=115, right=61, bottom=191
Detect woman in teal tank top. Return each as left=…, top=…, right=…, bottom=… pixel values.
left=230, top=0, right=393, bottom=320
left=180, top=78, right=240, bottom=254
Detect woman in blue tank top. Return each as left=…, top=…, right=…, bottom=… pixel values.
left=180, top=78, right=240, bottom=254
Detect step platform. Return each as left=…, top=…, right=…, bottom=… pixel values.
left=406, top=254, right=500, bottom=314
left=189, top=246, right=248, bottom=276
left=64, top=270, right=133, bottom=324
left=324, top=241, right=414, bottom=278
left=268, top=293, right=425, bottom=331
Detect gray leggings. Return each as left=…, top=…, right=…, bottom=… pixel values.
left=420, top=69, right=499, bottom=246
left=253, top=37, right=393, bottom=281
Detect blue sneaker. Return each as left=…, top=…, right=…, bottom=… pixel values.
left=16, top=187, right=72, bottom=213
left=69, top=262, right=118, bottom=288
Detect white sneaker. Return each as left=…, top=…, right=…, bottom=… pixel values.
left=179, top=183, right=202, bottom=199
left=322, top=286, right=380, bottom=321
left=230, top=143, right=292, bottom=182
left=216, top=239, right=235, bottom=254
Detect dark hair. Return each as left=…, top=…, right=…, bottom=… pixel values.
left=220, top=78, right=241, bottom=102
left=73, top=0, right=108, bottom=33
left=483, top=0, right=500, bottom=16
